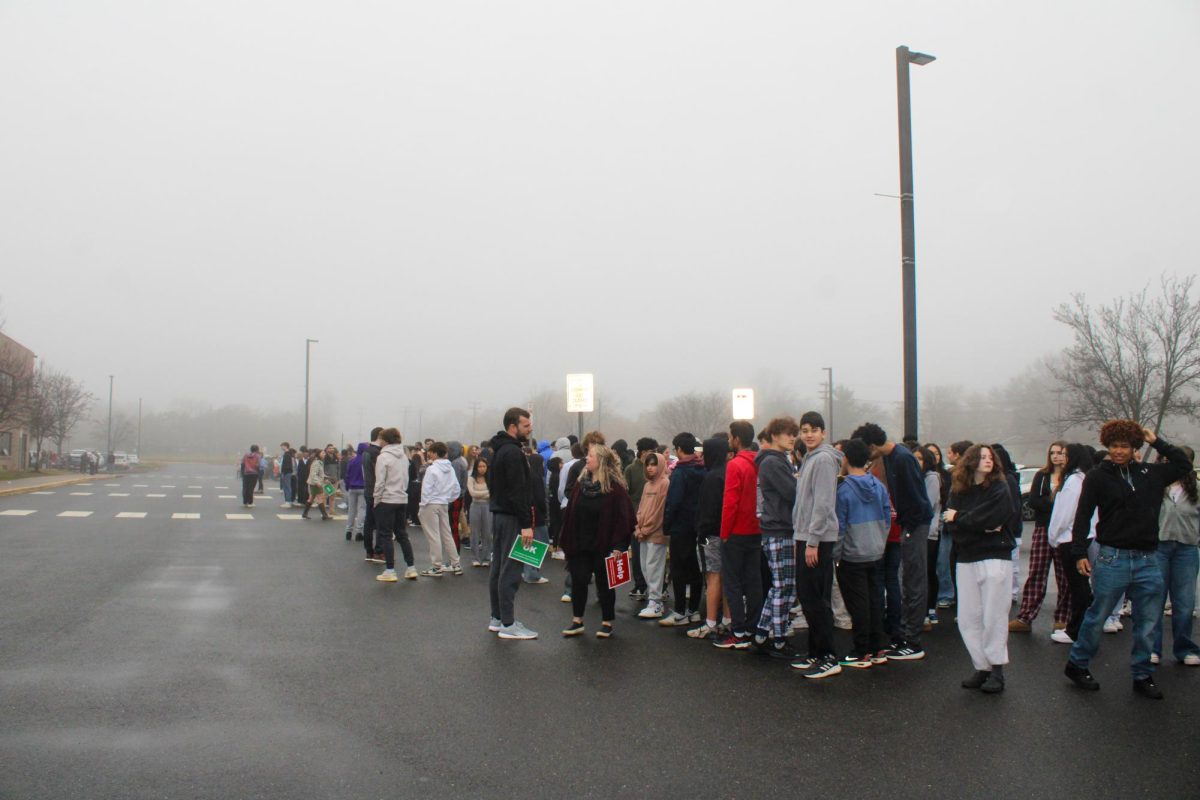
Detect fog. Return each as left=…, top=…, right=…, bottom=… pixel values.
left=2, top=1, right=1198, bottom=449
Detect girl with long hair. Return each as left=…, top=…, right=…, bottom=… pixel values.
left=559, top=444, right=635, bottom=638
left=925, top=443, right=956, bottom=609
left=915, top=446, right=944, bottom=626
left=1153, top=445, right=1199, bottom=665
left=943, top=445, right=1018, bottom=693
left=1012, top=441, right=1070, bottom=632
left=303, top=448, right=330, bottom=520
left=467, top=457, right=493, bottom=568
left=1045, top=443, right=1095, bottom=644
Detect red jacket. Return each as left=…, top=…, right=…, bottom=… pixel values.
left=720, top=449, right=761, bottom=539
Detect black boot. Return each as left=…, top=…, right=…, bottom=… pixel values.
left=961, top=670, right=990, bottom=689
left=981, top=665, right=1005, bottom=694
left=1133, top=677, right=1164, bottom=700
left=1064, top=662, right=1100, bottom=691
left=301, top=504, right=310, bottom=519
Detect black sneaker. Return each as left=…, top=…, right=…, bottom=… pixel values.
left=840, top=653, right=873, bottom=669
left=803, top=655, right=843, bottom=680
left=1133, top=677, right=1164, bottom=700
left=961, top=670, right=991, bottom=689
left=789, top=655, right=816, bottom=671
left=766, top=641, right=795, bottom=660
left=884, top=641, right=926, bottom=661
left=980, top=671, right=1005, bottom=694
left=629, top=588, right=647, bottom=600
left=712, top=633, right=751, bottom=650
left=1064, top=662, right=1100, bottom=690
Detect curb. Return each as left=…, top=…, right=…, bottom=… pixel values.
left=0, top=474, right=113, bottom=498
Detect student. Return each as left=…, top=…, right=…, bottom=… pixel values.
left=487, top=408, right=538, bottom=640
left=238, top=445, right=261, bottom=508
left=294, top=447, right=311, bottom=509
left=373, top=428, right=416, bottom=581
left=944, top=445, right=1018, bottom=694
left=1065, top=422, right=1192, bottom=699
left=792, top=412, right=844, bottom=677
left=559, top=444, right=635, bottom=638
left=624, top=437, right=657, bottom=599
left=852, top=423, right=934, bottom=661
left=467, top=457, right=493, bottom=568
left=278, top=442, right=295, bottom=507
left=547, top=456, right=564, bottom=554
left=925, top=443, right=954, bottom=609
left=302, top=449, right=330, bottom=520
left=523, top=447, right=551, bottom=585
left=1012, top=441, right=1071, bottom=633
left=1152, top=445, right=1199, bottom=666
left=417, top=442, right=463, bottom=577
left=343, top=443, right=367, bottom=542
left=361, top=429, right=384, bottom=561
left=750, top=416, right=801, bottom=661
left=634, top=452, right=670, bottom=619
left=834, top=438, right=892, bottom=670
left=713, top=421, right=763, bottom=650
left=1046, top=444, right=1096, bottom=644
left=660, top=432, right=705, bottom=627
left=989, top=444, right=1025, bottom=602
left=689, top=436, right=732, bottom=639
left=914, top=446, right=943, bottom=627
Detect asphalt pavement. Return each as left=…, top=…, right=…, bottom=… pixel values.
left=1, top=463, right=1197, bottom=799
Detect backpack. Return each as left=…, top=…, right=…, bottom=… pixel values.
left=242, top=454, right=258, bottom=474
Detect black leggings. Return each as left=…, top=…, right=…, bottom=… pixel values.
left=669, top=534, right=703, bottom=615
left=926, top=538, right=940, bottom=615
left=567, top=551, right=615, bottom=622
left=1057, top=543, right=1091, bottom=640
left=241, top=474, right=258, bottom=505
left=376, top=502, right=414, bottom=569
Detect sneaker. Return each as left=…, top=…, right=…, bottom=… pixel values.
left=450, top=564, right=464, bottom=576
left=472, top=561, right=483, bottom=568
left=789, top=655, right=816, bottom=671
left=1184, top=654, right=1200, bottom=666
left=419, top=567, right=444, bottom=578
left=803, top=655, right=842, bottom=679
left=870, top=650, right=889, bottom=665
left=1064, top=662, right=1100, bottom=690
left=928, top=610, right=940, bottom=625
left=629, top=588, right=647, bottom=600
left=403, top=566, right=419, bottom=580
left=487, top=617, right=502, bottom=632
left=1120, top=599, right=1132, bottom=617
left=1150, top=653, right=1161, bottom=665
left=367, top=553, right=385, bottom=564
left=840, top=653, right=873, bottom=669
left=765, top=642, right=795, bottom=661
left=1008, top=619, right=1032, bottom=632
left=659, top=612, right=689, bottom=627
left=497, top=621, right=538, bottom=640
left=525, top=577, right=550, bottom=585
left=884, top=641, right=926, bottom=661
left=595, top=623, right=614, bottom=639
left=1103, top=619, right=1121, bottom=634
left=712, top=633, right=752, bottom=650
left=1132, top=677, right=1163, bottom=700
left=1050, top=629, right=1074, bottom=644
left=562, top=621, right=585, bottom=637
left=961, top=670, right=991, bottom=689
left=560, top=593, right=572, bottom=603
left=687, top=624, right=717, bottom=639
left=376, top=569, right=398, bottom=582
left=687, top=611, right=703, bottom=623
left=637, top=602, right=664, bottom=619
left=550, top=550, right=565, bottom=560
left=980, top=671, right=1005, bottom=694
left=936, top=598, right=954, bottom=609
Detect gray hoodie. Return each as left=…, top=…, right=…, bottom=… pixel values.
left=793, top=442, right=844, bottom=544
left=755, top=448, right=797, bottom=537
left=447, top=441, right=469, bottom=500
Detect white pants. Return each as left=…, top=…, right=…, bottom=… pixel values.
left=642, top=541, right=668, bottom=603
left=418, top=504, right=459, bottom=569
left=956, top=559, right=1011, bottom=670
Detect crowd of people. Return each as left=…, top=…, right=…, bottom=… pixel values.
left=238, top=407, right=1199, bottom=698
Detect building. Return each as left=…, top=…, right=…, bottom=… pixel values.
left=0, top=331, right=36, bottom=471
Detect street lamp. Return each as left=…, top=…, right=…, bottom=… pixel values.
left=106, top=375, right=114, bottom=456
left=896, top=45, right=935, bottom=443
left=304, top=338, right=318, bottom=447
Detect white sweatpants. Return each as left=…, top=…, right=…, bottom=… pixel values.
left=956, top=559, right=1011, bottom=670
left=419, top=504, right=459, bottom=569
left=642, top=541, right=668, bottom=603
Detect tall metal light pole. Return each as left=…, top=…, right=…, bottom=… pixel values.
left=137, top=397, right=142, bottom=457
left=823, top=367, right=834, bottom=439
left=304, top=338, right=318, bottom=447
left=896, top=45, right=935, bottom=443
left=106, top=375, right=114, bottom=455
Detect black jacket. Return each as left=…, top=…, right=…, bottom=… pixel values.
left=695, top=437, right=729, bottom=543
left=362, top=443, right=381, bottom=499
left=1071, top=437, right=1193, bottom=556
left=1027, top=469, right=1056, bottom=527
left=664, top=457, right=705, bottom=538
left=487, top=431, right=532, bottom=528
left=947, top=480, right=1016, bottom=562
left=527, top=452, right=547, bottom=526
left=883, top=444, right=934, bottom=531
left=280, top=451, right=294, bottom=475
left=296, top=457, right=311, bottom=485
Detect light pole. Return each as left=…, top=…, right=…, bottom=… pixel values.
left=304, top=338, right=318, bottom=446
left=896, top=45, right=935, bottom=443
left=823, top=367, right=834, bottom=439
left=137, top=397, right=142, bottom=457
left=106, top=375, right=114, bottom=456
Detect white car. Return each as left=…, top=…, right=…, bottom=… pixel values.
left=1018, top=467, right=1040, bottom=521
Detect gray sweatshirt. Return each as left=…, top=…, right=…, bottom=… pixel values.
left=755, top=448, right=797, bottom=537
left=1159, top=487, right=1199, bottom=546
left=793, top=442, right=845, bottom=544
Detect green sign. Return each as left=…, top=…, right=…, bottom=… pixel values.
left=507, top=536, right=549, bottom=568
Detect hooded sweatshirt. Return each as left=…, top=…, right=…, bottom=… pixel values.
left=755, top=448, right=796, bottom=537
left=374, top=443, right=409, bottom=504
left=446, top=442, right=469, bottom=500
left=882, top=443, right=934, bottom=531
left=835, top=473, right=891, bottom=563
left=420, top=457, right=461, bottom=507
left=946, top=479, right=1015, bottom=562
left=793, top=441, right=845, bottom=545
left=664, top=453, right=705, bottom=538
left=721, top=448, right=761, bottom=539
left=635, top=453, right=670, bottom=545
left=696, top=437, right=729, bottom=543
left=487, top=430, right=533, bottom=528
left=362, top=442, right=382, bottom=499
left=1159, top=484, right=1199, bottom=546
left=344, top=443, right=366, bottom=491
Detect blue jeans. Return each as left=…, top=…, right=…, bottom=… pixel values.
left=1154, top=541, right=1200, bottom=660
left=280, top=473, right=295, bottom=504
left=936, top=529, right=955, bottom=603
left=1068, top=546, right=1165, bottom=680
left=523, top=524, right=549, bottom=582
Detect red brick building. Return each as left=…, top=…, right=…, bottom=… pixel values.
left=0, top=331, right=36, bottom=471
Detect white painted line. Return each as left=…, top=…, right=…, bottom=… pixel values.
left=105, top=483, right=122, bottom=487
left=226, top=513, right=253, bottom=520
left=218, top=495, right=237, bottom=499
left=116, top=512, right=147, bottom=519
left=31, top=491, right=55, bottom=495
left=58, top=511, right=93, bottom=518
left=70, top=492, right=94, bottom=496
left=277, top=514, right=303, bottom=520
left=146, top=493, right=166, bottom=498
left=215, top=486, right=229, bottom=489
left=182, top=494, right=202, bottom=499
left=171, top=513, right=200, bottom=520
left=0, top=509, right=36, bottom=516
left=133, top=484, right=148, bottom=488
left=188, top=485, right=202, bottom=489
left=108, top=492, right=130, bottom=497
left=160, top=485, right=176, bottom=488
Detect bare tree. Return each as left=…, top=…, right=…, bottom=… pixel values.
left=49, top=372, right=94, bottom=457
left=1053, top=274, right=1200, bottom=432
left=651, top=391, right=730, bottom=441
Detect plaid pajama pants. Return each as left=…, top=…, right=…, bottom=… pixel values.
left=757, top=537, right=797, bottom=639
left=1017, top=525, right=1071, bottom=625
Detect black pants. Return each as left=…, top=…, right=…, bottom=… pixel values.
left=567, top=551, right=616, bottom=622
left=630, top=539, right=648, bottom=592
left=669, top=533, right=702, bottom=615
left=296, top=479, right=309, bottom=506
left=241, top=474, right=258, bottom=505
left=1057, top=543, right=1092, bottom=640
left=363, top=492, right=377, bottom=554
left=376, top=502, right=414, bottom=569
left=256, top=471, right=264, bottom=492
left=721, top=535, right=764, bottom=635
left=796, top=541, right=836, bottom=658
left=837, top=558, right=887, bottom=656
left=926, top=537, right=940, bottom=616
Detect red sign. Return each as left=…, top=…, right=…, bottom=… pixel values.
left=605, top=551, right=631, bottom=590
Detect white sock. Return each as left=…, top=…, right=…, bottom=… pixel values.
left=706, top=619, right=718, bottom=628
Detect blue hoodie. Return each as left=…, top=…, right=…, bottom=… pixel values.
left=835, top=473, right=892, bottom=563
left=345, top=442, right=367, bottom=490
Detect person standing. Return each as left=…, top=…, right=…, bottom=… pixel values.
left=1064, top=422, right=1193, bottom=699
left=278, top=442, right=295, bottom=507
left=623, top=437, right=658, bottom=599
left=750, top=417, right=801, bottom=661
left=1152, top=445, right=1200, bottom=666
left=688, top=436, right=732, bottom=639
left=634, top=452, right=671, bottom=619
left=713, top=421, right=763, bottom=651
left=523, top=447, right=551, bottom=585
left=944, top=444, right=1017, bottom=694
left=294, top=448, right=311, bottom=509
left=302, top=450, right=330, bottom=520
left=373, top=428, right=416, bottom=582
left=467, top=458, right=494, bottom=568
left=238, top=445, right=262, bottom=508
left=1011, top=441, right=1071, bottom=633
left=361, top=429, right=384, bottom=561
left=417, top=443, right=462, bottom=576
left=660, top=432, right=705, bottom=627
left=487, top=408, right=538, bottom=640
left=343, top=442, right=367, bottom=542
left=1047, top=444, right=1096, bottom=645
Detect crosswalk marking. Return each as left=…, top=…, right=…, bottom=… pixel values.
left=105, top=483, right=122, bottom=487
left=146, top=493, right=166, bottom=498
left=133, top=484, right=148, bottom=488
left=226, top=513, right=253, bottom=520
left=109, top=492, right=130, bottom=497
left=188, top=485, right=202, bottom=489
left=160, top=485, right=176, bottom=488
left=58, top=511, right=93, bottom=518
left=70, top=492, right=93, bottom=496
left=116, top=512, right=147, bottom=519
left=215, top=486, right=229, bottom=489
left=171, top=513, right=200, bottom=520
left=182, top=494, right=202, bottom=498
left=277, top=514, right=303, bottom=520
left=0, top=509, right=36, bottom=516
left=218, top=495, right=236, bottom=499
left=31, top=491, right=55, bottom=495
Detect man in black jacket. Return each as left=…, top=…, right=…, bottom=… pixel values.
left=687, top=437, right=730, bottom=639
left=1065, top=422, right=1192, bottom=699
left=486, top=408, right=537, bottom=640
left=279, top=443, right=295, bottom=507
left=361, top=428, right=384, bottom=561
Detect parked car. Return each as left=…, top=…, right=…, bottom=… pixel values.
left=68, top=449, right=87, bottom=469
left=127, top=453, right=140, bottom=466
left=1019, top=467, right=1040, bottom=522
left=112, top=452, right=130, bottom=470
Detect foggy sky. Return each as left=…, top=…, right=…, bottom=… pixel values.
left=2, top=1, right=1198, bottom=437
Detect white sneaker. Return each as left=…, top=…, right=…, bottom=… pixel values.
left=1150, top=653, right=1161, bottom=664
left=1183, top=653, right=1200, bottom=666
left=688, top=611, right=703, bottom=624
left=560, top=593, right=572, bottom=603
left=376, top=569, right=398, bottom=583
left=526, top=577, right=550, bottom=585
left=1050, top=629, right=1074, bottom=644
left=659, top=612, right=689, bottom=627
left=498, top=621, right=538, bottom=640
left=403, top=566, right=419, bottom=580
left=551, top=550, right=566, bottom=560
left=686, top=623, right=717, bottom=639
left=1120, top=599, right=1132, bottom=617
left=638, top=602, right=664, bottom=619
left=1103, top=619, right=1121, bottom=634
left=488, top=617, right=502, bottom=632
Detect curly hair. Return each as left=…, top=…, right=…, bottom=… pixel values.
left=1099, top=419, right=1144, bottom=449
